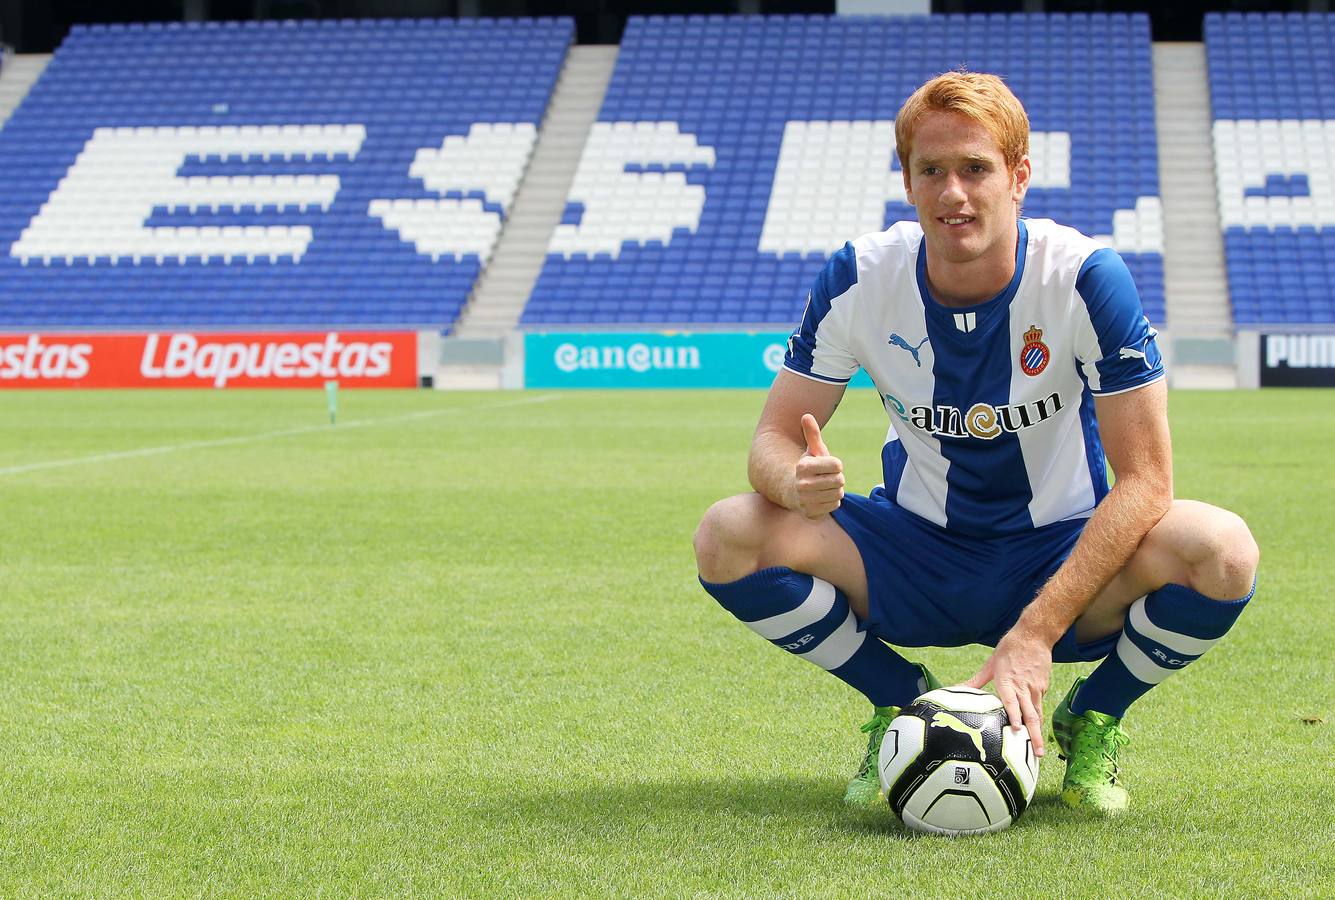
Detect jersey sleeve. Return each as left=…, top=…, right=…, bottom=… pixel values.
left=1072, top=248, right=1165, bottom=395
left=783, top=242, right=860, bottom=384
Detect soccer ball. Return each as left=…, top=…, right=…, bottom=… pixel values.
left=878, top=686, right=1039, bottom=836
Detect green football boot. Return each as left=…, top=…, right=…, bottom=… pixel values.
left=1052, top=675, right=1131, bottom=814
left=843, top=662, right=942, bottom=807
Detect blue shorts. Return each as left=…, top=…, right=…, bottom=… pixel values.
left=830, top=487, right=1118, bottom=664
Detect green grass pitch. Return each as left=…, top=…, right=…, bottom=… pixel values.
left=0, top=388, right=1331, bottom=896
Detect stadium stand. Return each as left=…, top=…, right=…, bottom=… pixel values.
left=522, top=13, right=1165, bottom=327
left=1206, top=12, right=1335, bottom=325
left=0, top=17, right=571, bottom=328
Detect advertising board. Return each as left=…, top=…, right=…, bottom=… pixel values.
left=524, top=331, right=875, bottom=389
left=0, top=331, right=418, bottom=388
left=1259, top=334, right=1335, bottom=387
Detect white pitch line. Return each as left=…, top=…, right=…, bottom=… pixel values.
left=0, top=393, right=560, bottom=478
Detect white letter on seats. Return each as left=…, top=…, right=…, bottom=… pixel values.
left=10, top=124, right=365, bottom=263
left=369, top=122, right=537, bottom=264
left=1213, top=119, right=1335, bottom=229
left=549, top=122, right=716, bottom=259
left=758, top=122, right=1072, bottom=256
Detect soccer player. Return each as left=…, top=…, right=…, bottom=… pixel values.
left=693, top=71, right=1259, bottom=813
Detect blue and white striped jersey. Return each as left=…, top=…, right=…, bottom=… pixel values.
left=784, top=218, right=1164, bottom=539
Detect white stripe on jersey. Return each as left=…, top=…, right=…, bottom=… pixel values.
left=1071, top=289, right=1105, bottom=392
left=1008, top=286, right=1100, bottom=528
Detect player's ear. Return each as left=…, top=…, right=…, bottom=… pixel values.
left=1012, top=156, right=1032, bottom=203
left=902, top=160, right=916, bottom=206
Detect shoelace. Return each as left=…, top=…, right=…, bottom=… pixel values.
left=860, top=712, right=895, bottom=736
left=1073, top=724, right=1130, bottom=784
left=855, top=712, right=896, bottom=776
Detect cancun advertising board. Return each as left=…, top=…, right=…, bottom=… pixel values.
left=524, top=331, right=875, bottom=389
left=0, top=331, right=418, bottom=388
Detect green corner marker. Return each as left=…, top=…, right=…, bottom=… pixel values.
left=325, top=380, right=339, bottom=425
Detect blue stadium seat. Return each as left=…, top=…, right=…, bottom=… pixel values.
left=522, top=13, right=1165, bottom=328
left=0, top=17, right=573, bottom=329
left=1205, top=12, right=1334, bottom=325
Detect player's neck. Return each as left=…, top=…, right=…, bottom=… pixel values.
left=923, top=228, right=1019, bottom=308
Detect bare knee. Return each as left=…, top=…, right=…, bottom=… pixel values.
left=692, top=499, right=734, bottom=578
left=693, top=493, right=785, bottom=584
left=1145, top=501, right=1259, bottom=599
left=1197, top=510, right=1260, bottom=598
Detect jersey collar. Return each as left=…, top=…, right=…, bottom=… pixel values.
left=915, top=218, right=1029, bottom=319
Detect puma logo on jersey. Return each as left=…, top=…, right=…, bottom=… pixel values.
left=1119, top=346, right=1151, bottom=368
left=930, top=711, right=987, bottom=762
left=888, top=333, right=929, bottom=367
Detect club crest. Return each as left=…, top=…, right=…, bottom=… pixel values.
left=1020, top=324, right=1051, bottom=376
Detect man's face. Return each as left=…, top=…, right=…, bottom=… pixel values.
left=903, top=110, right=1031, bottom=266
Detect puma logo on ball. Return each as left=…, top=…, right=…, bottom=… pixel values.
left=930, top=710, right=987, bottom=762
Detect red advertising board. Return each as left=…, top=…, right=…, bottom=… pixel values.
left=0, top=331, right=418, bottom=388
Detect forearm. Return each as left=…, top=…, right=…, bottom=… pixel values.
left=747, top=429, right=804, bottom=511
left=1016, top=476, right=1172, bottom=645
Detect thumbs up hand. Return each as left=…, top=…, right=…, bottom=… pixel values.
left=794, top=413, right=845, bottom=519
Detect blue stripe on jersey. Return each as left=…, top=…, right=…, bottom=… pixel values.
left=783, top=241, right=858, bottom=382
left=1074, top=366, right=1110, bottom=505
left=1075, top=248, right=1165, bottom=394
left=881, top=437, right=908, bottom=499
left=919, top=221, right=1034, bottom=537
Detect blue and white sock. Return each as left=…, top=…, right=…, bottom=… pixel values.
left=700, top=566, right=928, bottom=709
left=1073, top=582, right=1255, bottom=719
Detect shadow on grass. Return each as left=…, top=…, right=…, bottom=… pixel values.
left=464, top=774, right=1096, bottom=842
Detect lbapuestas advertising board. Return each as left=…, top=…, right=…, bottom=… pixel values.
left=524, top=331, right=875, bottom=389
left=0, top=331, right=418, bottom=388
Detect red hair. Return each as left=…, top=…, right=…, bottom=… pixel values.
left=895, top=71, right=1030, bottom=170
